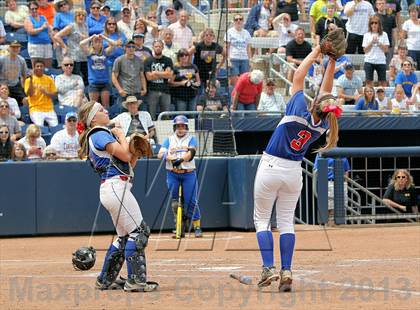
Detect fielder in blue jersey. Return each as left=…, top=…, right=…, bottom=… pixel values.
left=253, top=45, right=342, bottom=291
left=77, top=101, right=158, bottom=292
left=158, top=115, right=202, bottom=238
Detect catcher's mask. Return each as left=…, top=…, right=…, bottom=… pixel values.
left=172, top=115, right=189, bottom=132
left=312, top=94, right=342, bottom=119
left=72, top=246, right=96, bottom=271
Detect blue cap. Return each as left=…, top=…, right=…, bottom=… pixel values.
left=65, top=111, right=78, bottom=121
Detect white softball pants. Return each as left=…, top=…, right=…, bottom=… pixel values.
left=254, top=153, right=302, bottom=234
left=100, top=176, right=143, bottom=237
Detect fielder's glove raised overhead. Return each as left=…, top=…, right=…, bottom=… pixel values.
left=129, top=133, right=153, bottom=158
left=320, top=28, right=347, bottom=60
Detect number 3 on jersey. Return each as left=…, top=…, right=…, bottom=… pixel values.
left=290, top=130, right=312, bottom=151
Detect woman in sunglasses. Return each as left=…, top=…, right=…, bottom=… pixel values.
left=383, top=169, right=418, bottom=214
left=0, top=125, right=13, bottom=161
left=102, top=17, right=127, bottom=71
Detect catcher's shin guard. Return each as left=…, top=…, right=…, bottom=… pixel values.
left=126, top=221, right=150, bottom=284
left=96, top=236, right=128, bottom=290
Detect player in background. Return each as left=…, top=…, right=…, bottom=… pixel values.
left=157, top=115, right=202, bottom=238
left=253, top=44, right=342, bottom=291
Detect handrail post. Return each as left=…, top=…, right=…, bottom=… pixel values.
left=316, top=158, right=329, bottom=224
left=334, top=159, right=345, bottom=225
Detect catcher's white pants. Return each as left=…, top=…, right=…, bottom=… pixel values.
left=100, top=176, right=143, bottom=237
left=254, top=153, right=302, bottom=234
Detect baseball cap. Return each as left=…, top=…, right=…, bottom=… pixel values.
left=132, top=32, right=145, bottom=39
left=344, top=63, right=354, bottom=70
left=9, top=40, right=21, bottom=48
left=121, top=6, right=130, bottom=12
left=100, top=5, right=110, bottom=10
left=165, top=6, right=176, bottom=14
left=65, top=111, right=78, bottom=121
left=125, top=40, right=136, bottom=46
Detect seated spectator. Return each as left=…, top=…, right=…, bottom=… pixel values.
left=144, top=39, right=174, bottom=120
left=257, top=78, right=286, bottom=112
left=55, top=57, right=85, bottom=107
left=401, top=4, right=420, bottom=70
left=344, top=0, right=375, bottom=54
left=111, top=96, right=155, bottom=142
left=231, top=69, right=264, bottom=111
left=54, top=9, right=89, bottom=85
left=0, top=84, right=20, bottom=119
left=189, top=28, right=225, bottom=92
left=133, top=33, right=153, bottom=61
left=0, top=125, right=13, bottom=161
left=169, top=48, right=200, bottom=112
left=80, top=34, right=118, bottom=108
left=112, top=40, right=147, bottom=110
left=285, top=27, right=313, bottom=82
left=375, top=86, right=391, bottom=110
left=168, top=10, right=193, bottom=49
left=389, top=44, right=415, bottom=87
left=0, top=100, right=21, bottom=141
left=134, top=17, right=159, bottom=49
left=409, top=82, right=420, bottom=108
left=161, top=28, right=180, bottom=65
left=224, top=14, right=252, bottom=86
left=8, top=142, right=28, bottom=162
left=17, top=124, right=46, bottom=160
left=244, top=0, right=273, bottom=37
left=355, top=86, right=378, bottom=110
left=37, top=0, right=56, bottom=26
left=87, top=1, right=107, bottom=36
left=24, top=1, right=53, bottom=68
left=272, top=13, right=298, bottom=54
left=362, top=16, right=389, bottom=87
left=336, top=63, right=363, bottom=105
left=330, top=54, right=350, bottom=80
left=117, top=6, right=135, bottom=40
left=383, top=169, right=418, bottom=213
left=275, top=0, right=306, bottom=23
left=53, top=0, right=75, bottom=66
left=42, top=145, right=58, bottom=161
left=24, top=60, right=58, bottom=127
left=196, top=80, right=228, bottom=112
left=50, top=111, right=79, bottom=159
left=314, top=4, right=345, bottom=46
left=4, top=0, right=29, bottom=33
left=395, top=59, right=418, bottom=98
left=390, top=86, right=408, bottom=113
left=0, top=41, right=28, bottom=106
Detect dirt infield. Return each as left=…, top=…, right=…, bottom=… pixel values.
left=1, top=225, right=419, bottom=310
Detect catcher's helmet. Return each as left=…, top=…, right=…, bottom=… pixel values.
left=72, top=246, right=96, bottom=271
left=173, top=115, right=189, bottom=131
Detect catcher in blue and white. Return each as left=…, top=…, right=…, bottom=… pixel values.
left=253, top=29, right=346, bottom=291
left=158, top=115, right=202, bottom=238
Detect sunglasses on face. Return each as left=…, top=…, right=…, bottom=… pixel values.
left=63, top=63, right=74, bottom=67
left=370, top=21, right=378, bottom=24
left=107, top=23, right=116, bottom=26
left=30, top=7, right=38, bottom=11
left=77, top=13, right=86, bottom=17
left=126, top=45, right=136, bottom=49
left=0, top=105, right=9, bottom=108
left=0, top=131, right=9, bottom=134
left=46, top=153, right=56, bottom=156
left=397, top=176, right=406, bottom=179
left=91, top=6, right=100, bottom=10
left=179, top=54, right=189, bottom=57
left=234, top=17, right=243, bottom=21
left=67, top=118, right=77, bottom=122
left=59, top=2, right=67, bottom=7
left=166, top=11, right=174, bottom=16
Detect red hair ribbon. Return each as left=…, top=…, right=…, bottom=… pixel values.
left=322, top=105, right=342, bottom=118
left=76, top=121, right=86, bottom=135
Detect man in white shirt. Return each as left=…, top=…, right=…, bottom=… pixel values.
left=117, top=6, right=134, bottom=41
left=168, top=10, right=193, bottom=49
left=50, top=112, right=79, bottom=159
left=54, top=57, right=85, bottom=107
left=336, top=63, right=363, bottom=105
left=344, top=0, right=375, bottom=54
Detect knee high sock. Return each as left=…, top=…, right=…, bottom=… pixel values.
left=256, top=230, right=274, bottom=268
left=99, top=244, right=119, bottom=279
left=280, top=233, right=295, bottom=270
left=124, top=239, right=137, bottom=277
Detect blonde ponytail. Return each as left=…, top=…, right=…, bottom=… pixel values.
left=317, top=112, right=339, bottom=153
left=77, top=101, right=97, bottom=159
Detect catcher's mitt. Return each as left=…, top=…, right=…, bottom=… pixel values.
left=320, top=28, right=347, bottom=60
left=129, top=133, right=153, bottom=158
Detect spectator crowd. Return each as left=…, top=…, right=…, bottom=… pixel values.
left=0, top=0, right=419, bottom=162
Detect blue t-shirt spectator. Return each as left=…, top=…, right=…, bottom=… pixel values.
left=87, top=52, right=110, bottom=84
left=324, top=56, right=350, bottom=79
left=355, top=98, right=379, bottom=110
left=87, top=14, right=107, bottom=35
left=314, top=155, right=351, bottom=181
left=102, top=31, right=126, bottom=67
left=53, top=12, right=74, bottom=31
left=395, top=71, right=418, bottom=98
